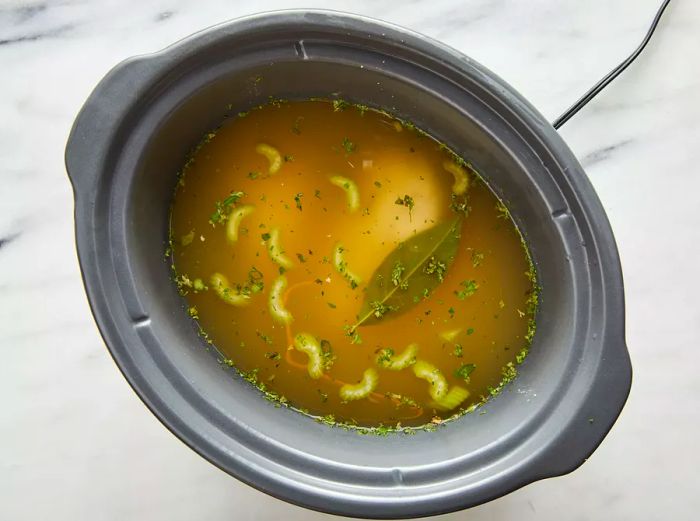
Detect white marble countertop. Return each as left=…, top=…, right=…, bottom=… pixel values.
left=2, top=0, right=698, bottom=519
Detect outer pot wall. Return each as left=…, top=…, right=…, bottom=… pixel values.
left=65, top=10, right=631, bottom=518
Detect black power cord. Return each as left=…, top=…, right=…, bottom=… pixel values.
left=552, top=0, right=672, bottom=129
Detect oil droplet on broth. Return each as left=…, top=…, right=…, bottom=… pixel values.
left=170, top=100, right=537, bottom=431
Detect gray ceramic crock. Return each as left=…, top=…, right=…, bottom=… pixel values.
left=65, top=10, right=632, bottom=518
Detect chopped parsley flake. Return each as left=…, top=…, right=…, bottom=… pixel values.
left=394, top=194, right=415, bottom=219
left=424, top=256, right=447, bottom=282
left=210, top=191, right=244, bottom=225
left=450, top=193, right=470, bottom=217
left=369, top=301, right=395, bottom=319
left=377, top=348, right=395, bottom=364
left=343, top=325, right=363, bottom=344
left=455, top=280, right=478, bottom=300
left=341, top=137, right=356, bottom=153
left=320, top=339, right=336, bottom=370
left=398, top=394, right=418, bottom=408
left=333, top=99, right=350, bottom=111
left=246, top=266, right=264, bottom=294
left=454, top=363, right=476, bottom=381
left=391, top=261, right=408, bottom=289
left=502, top=362, right=517, bottom=381
left=317, top=414, right=335, bottom=426
left=256, top=330, right=273, bottom=345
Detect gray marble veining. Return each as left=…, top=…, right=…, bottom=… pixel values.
left=2, top=1, right=699, bottom=519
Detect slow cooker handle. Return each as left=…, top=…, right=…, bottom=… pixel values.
left=65, top=55, right=158, bottom=195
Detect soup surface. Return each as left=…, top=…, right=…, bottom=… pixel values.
left=170, top=100, right=537, bottom=432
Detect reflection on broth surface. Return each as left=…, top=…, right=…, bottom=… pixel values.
left=169, top=100, right=537, bottom=432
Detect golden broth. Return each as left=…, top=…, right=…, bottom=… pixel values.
left=170, top=100, right=537, bottom=431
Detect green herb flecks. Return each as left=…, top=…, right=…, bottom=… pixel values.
left=333, top=99, right=350, bottom=111
left=256, top=330, right=273, bottom=345
left=294, top=192, right=303, bottom=211
left=385, top=392, right=419, bottom=409
left=454, top=279, right=478, bottom=300
left=369, top=301, right=396, bottom=319
left=377, top=348, right=395, bottom=365
left=341, top=137, right=356, bottom=154
left=449, top=193, right=470, bottom=217
left=455, top=363, right=476, bottom=382
left=394, top=194, right=415, bottom=220
left=343, top=324, right=363, bottom=344
left=390, top=261, right=408, bottom=289
left=267, top=96, right=286, bottom=108
left=174, top=274, right=193, bottom=295
left=316, top=414, right=336, bottom=426
left=246, top=266, right=265, bottom=294
left=423, top=256, right=447, bottom=282
left=487, top=362, right=518, bottom=396
left=210, top=191, right=244, bottom=226
left=495, top=200, right=510, bottom=219
left=177, top=130, right=217, bottom=179
left=320, top=339, right=336, bottom=370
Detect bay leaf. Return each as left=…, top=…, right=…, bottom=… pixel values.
left=353, top=217, right=462, bottom=329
